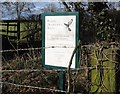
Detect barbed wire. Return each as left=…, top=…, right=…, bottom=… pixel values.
left=1, top=43, right=120, bottom=53
left=1, top=66, right=116, bottom=73
left=1, top=42, right=120, bottom=93
left=0, top=47, right=42, bottom=53
left=0, top=46, right=77, bottom=53
left=0, top=81, right=66, bottom=93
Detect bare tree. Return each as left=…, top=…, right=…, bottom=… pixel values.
left=41, top=3, right=61, bottom=12
left=1, top=2, right=35, bottom=20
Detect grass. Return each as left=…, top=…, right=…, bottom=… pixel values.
left=2, top=51, right=60, bottom=93
left=2, top=44, right=119, bottom=93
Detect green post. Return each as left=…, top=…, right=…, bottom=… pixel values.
left=58, top=72, right=65, bottom=90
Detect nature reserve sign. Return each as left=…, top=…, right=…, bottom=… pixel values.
left=42, top=12, right=79, bottom=69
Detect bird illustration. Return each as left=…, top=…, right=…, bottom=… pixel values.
left=64, top=19, right=73, bottom=31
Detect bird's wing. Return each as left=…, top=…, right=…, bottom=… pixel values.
left=64, top=23, right=68, bottom=27
left=68, top=27, right=71, bottom=31
left=68, top=19, right=73, bottom=26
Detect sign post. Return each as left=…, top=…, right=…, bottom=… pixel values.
left=58, top=72, right=65, bottom=90
left=42, top=12, right=79, bottom=90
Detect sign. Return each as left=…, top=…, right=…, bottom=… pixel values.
left=42, top=12, right=79, bottom=69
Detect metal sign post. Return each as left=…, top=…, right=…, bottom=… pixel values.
left=42, top=12, right=79, bottom=91
left=58, top=72, right=65, bottom=90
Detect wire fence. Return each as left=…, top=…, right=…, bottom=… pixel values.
left=0, top=81, right=66, bottom=93
left=1, top=42, right=120, bottom=93
left=0, top=45, right=92, bottom=53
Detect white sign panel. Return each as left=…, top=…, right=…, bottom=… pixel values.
left=42, top=12, right=79, bottom=69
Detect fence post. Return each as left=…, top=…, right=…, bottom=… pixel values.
left=58, top=72, right=65, bottom=91
left=17, top=20, right=20, bottom=41
left=7, top=22, right=9, bottom=36
left=17, top=20, right=20, bottom=55
left=115, top=50, right=120, bottom=93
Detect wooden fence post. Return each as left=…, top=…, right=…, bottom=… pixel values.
left=17, top=20, right=20, bottom=55
left=115, top=50, right=120, bottom=93
left=17, top=21, right=20, bottom=40
left=7, top=22, right=9, bottom=36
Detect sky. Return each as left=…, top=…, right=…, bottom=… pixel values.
left=0, top=0, right=120, bottom=2
left=1, top=2, right=64, bottom=20
left=1, top=1, right=120, bottom=20
left=33, top=2, right=63, bottom=13
left=1, top=0, right=79, bottom=2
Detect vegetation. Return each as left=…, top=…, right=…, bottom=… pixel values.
left=1, top=1, right=120, bottom=94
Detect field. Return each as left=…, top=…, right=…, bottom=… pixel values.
left=0, top=21, right=41, bottom=42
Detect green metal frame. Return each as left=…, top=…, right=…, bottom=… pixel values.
left=42, top=12, right=79, bottom=70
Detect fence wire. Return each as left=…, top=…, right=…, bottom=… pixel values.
left=1, top=43, right=120, bottom=93
left=1, top=66, right=115, bottom=73
left=0, top=81, right=66, bottom=93
left=0, top=45, right=94, bottom=53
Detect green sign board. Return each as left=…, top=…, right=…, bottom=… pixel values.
left=42, top=12, right=79, bottom=69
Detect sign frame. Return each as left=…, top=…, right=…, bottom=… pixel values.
left=42, top=12, right=79, bottom=69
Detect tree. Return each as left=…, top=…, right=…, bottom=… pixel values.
left=1, top=2, right=35, bottom=20
left=41, top=3, right=63, bottom=12
left=61, top=1, right=116, bottom=43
